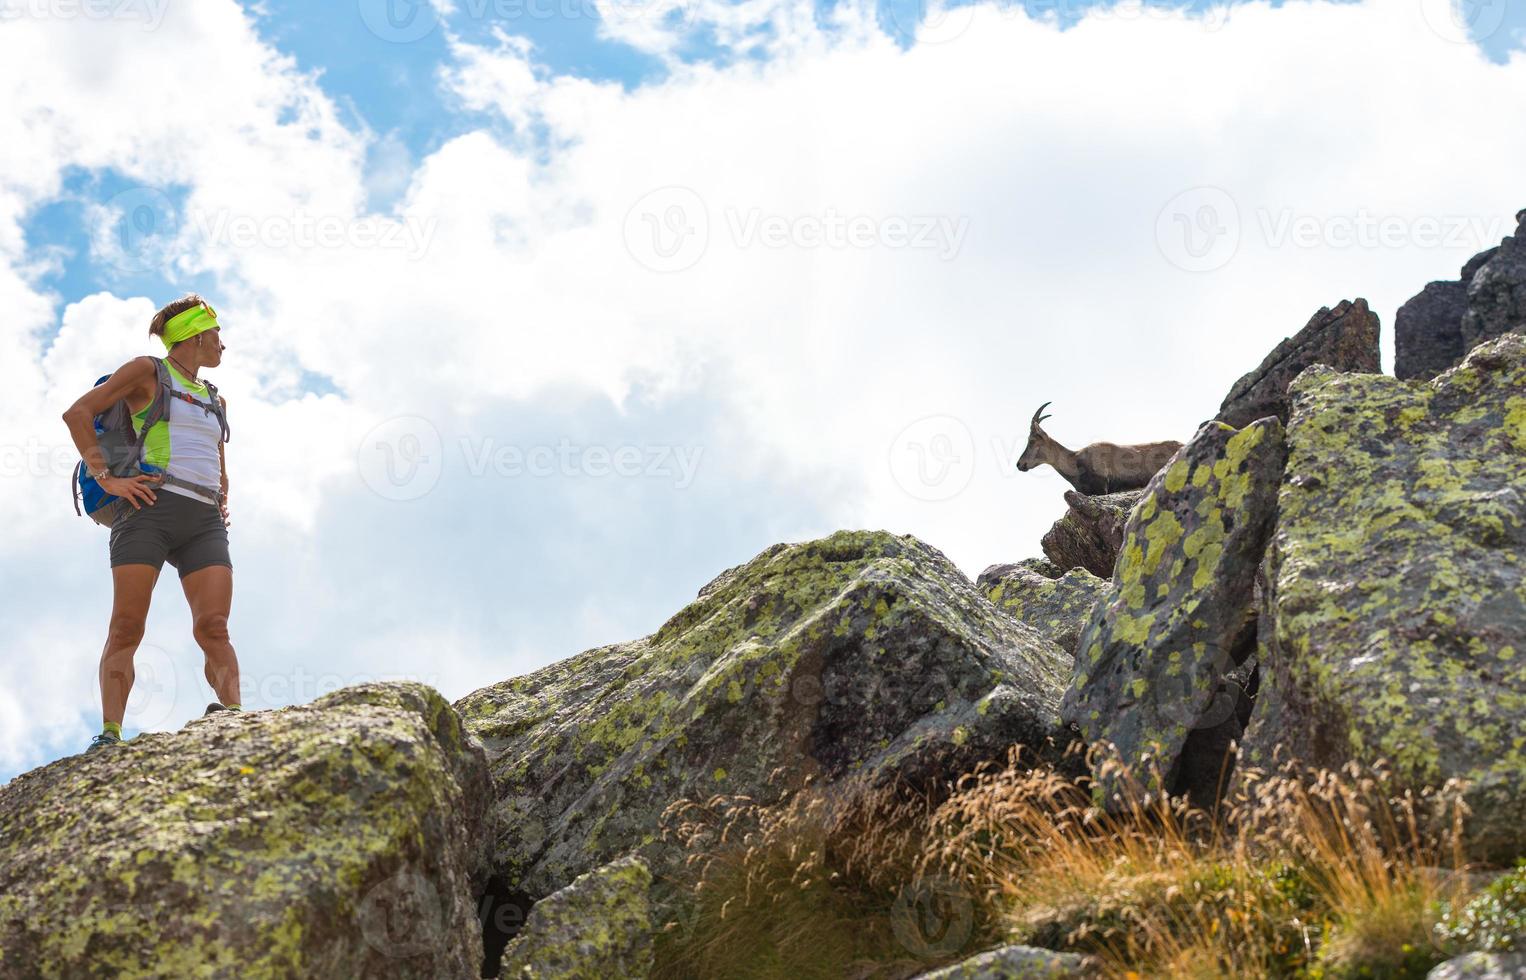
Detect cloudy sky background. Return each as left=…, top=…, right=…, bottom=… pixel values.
left=1, top=0, right=1523, bottom=780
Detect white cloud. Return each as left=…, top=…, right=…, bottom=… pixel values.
left=1, top=0, right=1524, bottom=776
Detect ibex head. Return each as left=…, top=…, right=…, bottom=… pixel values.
left=1015, top=401, right=1054, bottom=471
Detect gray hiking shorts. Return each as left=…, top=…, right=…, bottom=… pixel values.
left=109, top=488, right=231, bottom=578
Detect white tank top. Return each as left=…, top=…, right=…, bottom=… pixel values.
left=130, top=358, right=224, bottom=506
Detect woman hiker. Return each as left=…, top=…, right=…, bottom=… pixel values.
left=61, top=294, right=242, bottom=752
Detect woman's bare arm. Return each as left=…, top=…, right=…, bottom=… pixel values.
left=60, top=357, right=160, bottom=508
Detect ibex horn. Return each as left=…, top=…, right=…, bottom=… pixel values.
left=1031, top=401, right=1053, bottom=425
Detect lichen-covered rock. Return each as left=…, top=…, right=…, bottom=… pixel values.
left=1427, top=952, right=1526, bottom=980
left=980, top=562, right=1108, bottom=658
left=456, top=531, right=1070, bottom=900
left=977, top=556, right=1065, bottom=584
left=1060, top=418, right=1287, bottom=807
left=912, top=943, right=1098, bottom=979
left=499, top=855, right=653, bottom=979
left=0, top=683, right=495, bottom=980
left=1462, top=209, right=1526, bottom=356
left=1215, top=298, right=1380, bottom=428
left=1240, top=333, right=1526, bottom=861
left=1040, top=489, right=1145, bottom=578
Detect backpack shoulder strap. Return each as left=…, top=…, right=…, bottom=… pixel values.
left=130, top=357, right=172, bottom=449
left=199, top=378, right=231, bottom=443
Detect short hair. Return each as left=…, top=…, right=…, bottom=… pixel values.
left=148, top=294, right=208, bottom=343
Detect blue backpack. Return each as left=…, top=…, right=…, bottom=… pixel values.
left=72, top=356, right=231, bottom=527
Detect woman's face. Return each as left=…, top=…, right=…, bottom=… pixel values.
left=199, top=327, right=224, bottom=366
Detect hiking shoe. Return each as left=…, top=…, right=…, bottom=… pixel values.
left=204, top=702, right=229, bottom=716
left=86, top=732, right=122, bottom=753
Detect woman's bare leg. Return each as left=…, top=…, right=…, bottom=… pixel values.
left=101, top=564, right=160, bottom=726
left=181, top=564, right=240, bottom=707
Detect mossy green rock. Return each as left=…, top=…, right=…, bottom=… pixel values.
left=979, top=563, right=1108, bottom=658
left=0, top=683, right=495, bottom=979
left=912, top=944, right=1097, bottom=979
left=499, top=855, right=652, bottom=979
left=1060, top=418, right=1287, bottom=807
left=1241, top=333, right=1526, bottom=862
left=455, top=530, right=1069, bottom=899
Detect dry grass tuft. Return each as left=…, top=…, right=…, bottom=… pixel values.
left=653, top=746, right=1486, bottom=979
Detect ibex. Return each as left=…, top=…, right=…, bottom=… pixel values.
left=1015, top=402, right=1182, bottom=495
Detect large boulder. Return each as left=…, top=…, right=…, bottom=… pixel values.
left=1241, top=333, right=1526, bottom=861
left=912, top=944, right=1098, bottom=979
left=499, top=856, right=653, bottom=979
left=1215, top=298, right=1380, bottom=428
left=455, top=530, right=1070, bottom=900
left=1040, top=489, right=1145, bottom=578
left=0, top=683, right=495, bottom=980
left=1461, top=208, right=1526, bottom=356
left=1428, top=952, right=1526, bottom=980
left=1060, top=418, right=1287, bottom=808
left=1396, top=248, right=1499, bottom=381
left=978, top=561, right=1108, bottom=658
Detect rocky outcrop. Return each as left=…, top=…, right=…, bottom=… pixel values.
left=913, top=943, right=1098, bottom=979
left=1040, top=489, right=1145, bottom=578
left=1461, top=209, right=1526, bottom=357
left=1215, top=298, right=1380, bottom=428
left=1428, top=952, right=1526, bottom=980
left=0, top=683, right=495, bottom=980
left=1060, top=418, right=1287, bottom=808
left=1241, top=333, right=1526, bottom=861
left=979, top=562, right=1108, bottom=657
left=978, top=556, right=1064, bottom=582
left=1398, top=208, right=1526, bottom=382
left=455, top=530, right=1071, bottom=901
left=499, top=856, right=653, bottom=979
left=1396, top=250, right=1498, bottom=381
left=1397, top=280, right=1472, bottom=381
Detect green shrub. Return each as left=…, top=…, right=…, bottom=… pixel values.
left=1435, top=860, right=1526, bottom=954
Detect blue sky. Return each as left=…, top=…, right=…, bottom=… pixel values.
left=2, top=0, right=1523, bottom=782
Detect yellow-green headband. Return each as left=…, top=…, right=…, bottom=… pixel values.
left=161, top=302, right=220, bottom=349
